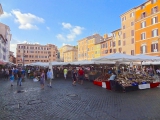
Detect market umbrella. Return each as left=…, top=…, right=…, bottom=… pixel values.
left=134, top=54, right=160, bottom=61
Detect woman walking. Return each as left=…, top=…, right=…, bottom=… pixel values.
left=40, top=70, right=45, bottom=89
left=72, top=69, right=78, bottom=86
left=10, top=73, right=14, bottom=87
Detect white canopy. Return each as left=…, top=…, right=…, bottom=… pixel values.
left=92, top=53, right=137, bottom=62
left=134, top=54, right=160, bottom=61
left=51, top=62, right=69, bottom=66
left=69, top=60, right=115, bottom=65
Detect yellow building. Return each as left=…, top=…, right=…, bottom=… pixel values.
left=120, top=8, right=136, bottom=55
left=135, top=0, right=160, bottom=56
left=78, top=34, right=103, bottom=61
left=63, top=47, right=78, bottom=62
left=59, top=45, right=75, bottom=61
left=111, top=29, right=122, bottom=53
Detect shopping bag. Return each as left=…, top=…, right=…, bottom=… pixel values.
left=33, top=78, right=39, bottom=82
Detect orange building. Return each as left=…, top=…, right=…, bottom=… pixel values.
left=121, top=8, right=136, bottom=55
left=16, top=43, right=58, bottom=66
left=111, top=29, right=122, bottom=53
left=100, top=34, right=113, bottom=56
left=135, top=0, right=160, bottom=56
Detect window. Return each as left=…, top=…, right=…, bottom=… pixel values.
left=123, top=25, right=125, bottom=29
left=113, top=41, right=116, bottom=47
left=113, top=49, right=116, bottom=53
left=151, top=17, right=158, bottom=24
left=131, top=30, right=134, bottom=36
left=118, top=40, right=121, bottom=46
left=123, top=52, right=126, bottom=54
left=130, top=12, right=134, bottom=17
left=110, top=49, right=112, bottom=53
left=113, top=33, right=116, bottom=37
left=119, top=48, right=122, bottom=53
left=152, top=6, right=158, bottom=14
left=118, top=31, right=121, bottom=36
left=141, top=12, right=146, bottom=19
left=151, top=0, right=157, bottom=4
left=103, top=44, right=105, bottom=48
left=141, top=45, right=147, bottom=54
left=151, top=43, right=158, bottom=52
left=131, top=22, right=134, bottom=26
left=131, top=38, right=134, bottom=44
left=123, top=41, right=126, bottom=46
left=152, top=29, right=158, bottom=37
left=123, top=33, right=126, bottom=39
left=141, top=21, right=146, bottom=28
left=131, top=50, right=134, bottom=55
left=141, top=33, right=146, bottom=40
left=106, top=43, right=107, bottom=48
left=141, top=5, right=145, bottom=9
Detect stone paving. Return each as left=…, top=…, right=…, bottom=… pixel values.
left=0, top=78, right=160, bottom=120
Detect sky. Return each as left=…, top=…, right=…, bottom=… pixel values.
left=0, top=0, right=146, bottom=55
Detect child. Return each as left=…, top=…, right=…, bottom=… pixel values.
left=10, top=73, right=14, bottom=87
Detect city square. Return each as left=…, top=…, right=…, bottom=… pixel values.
left=0, top=78, right=160, bottom=120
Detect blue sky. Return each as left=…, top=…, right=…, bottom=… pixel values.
left=0, top=0, right=146, bottom=55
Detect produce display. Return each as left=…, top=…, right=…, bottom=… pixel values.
left=94, top=74, right=111, bottom=81
left=116, top=73, right=155, bottom=87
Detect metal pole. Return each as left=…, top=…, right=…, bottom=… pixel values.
left=23, top=46, right=24, bottom=68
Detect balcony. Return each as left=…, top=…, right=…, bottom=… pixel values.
left=136, top=9, right=160, bottom=22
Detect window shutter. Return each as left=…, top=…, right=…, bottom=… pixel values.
left=155, top=17, right=157, bottom=23
left=151, top=44, right=153, bottom=52
left=140, top=46, right=142, bottom=54
left=151, top=18, right=153, bottom=24
left=152, top=30, right=153, bottom=37
left=156, top=43, right=158, bottom=51
left=141, top=34, right=143, bottom=40
left=157, top=29, right=158, bottom=36
left=145, top=21, right=146, bottom=27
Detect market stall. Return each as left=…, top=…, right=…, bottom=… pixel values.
left=92, top=53, right=160, bottom=92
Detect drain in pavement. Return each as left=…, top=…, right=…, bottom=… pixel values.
left=27, top=99, right=44, bottom=105
left=3, top=103, right=22, bottom=110
left=16, top=90, right=27, bottom=93
left=67, top=94, right=78, bottom=97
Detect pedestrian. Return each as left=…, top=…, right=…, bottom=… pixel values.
left=47, top=69, right=53, bottom=88
left=78, top=67, right=84, bottom=85
left=10, top=72, right=14, bottom=87
left=40, top=70, right=45, bottom=89
left=17, top=68, right=22, bottom=86
left=28, top=69, right=31, bottom=78
left=64, top=67, right=68, bottom=80
left=72, top=69, right=78, bottom=86
left=108, top=72, right=117, bottom=91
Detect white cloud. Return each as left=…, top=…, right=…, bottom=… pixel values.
left=0, top=11, right=12, bottom=18
left=62, top=22, right=72, bottom=29
left=11, top=10, right=44, bottom=30
left=56, top=34, right=65, bottom=41
left=46, top=26, right=50, bottom=30
left=57, top=22, right=84, bottom=42
left=62, top=43, right=71, bottom=46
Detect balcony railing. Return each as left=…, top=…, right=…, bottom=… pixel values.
left=136, top=10, right=160, bottom=22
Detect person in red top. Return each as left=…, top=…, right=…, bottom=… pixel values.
left=78, top=67, right=84, bottom=85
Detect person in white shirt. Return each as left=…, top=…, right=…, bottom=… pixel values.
left=47, top=69, right=53, bottom=88
left=109, top=72, right=116, bottom=91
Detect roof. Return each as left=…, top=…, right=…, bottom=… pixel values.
left=77, top=34, right=101, bottom=42
left=111, top=28, right=121, bottom=33
left=120, top=8, right=136, bottom=17
left=63, top=48, right=78, bottom=53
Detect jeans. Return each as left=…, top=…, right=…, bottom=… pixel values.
left=17, top=77, right=22, bottom=86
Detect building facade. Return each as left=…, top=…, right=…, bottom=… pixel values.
left=111, top=29, right=122, bottom=53
left=9, top=51, right=16, bottom=64
left=0, top=5, right=12, bottom=64
left=78, top=34, right=103, bottom=61
left=16, top=43, right=58, bottom=66
left=135, top=0, right=160, bottom=56
left=59, top=45, right=75, bottom=61
left=63, top=47, right=78, bottom=62
left=121, top=8, right=136, bottom=55
left=100, top=35, right=113, bottom=56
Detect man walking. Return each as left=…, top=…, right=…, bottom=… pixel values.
left=78, top=67, right=84, bottom=85
left=17, top=68, right=22, bottom=86
left=47, top=69, right=53, bottom=88
left=64, top=67, right=68, bottom=80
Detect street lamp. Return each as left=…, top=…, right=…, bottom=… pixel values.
left=22, top=46, right=25, bottom=68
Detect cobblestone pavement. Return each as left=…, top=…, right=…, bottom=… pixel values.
left=0, top=78, right=160, bottom=120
